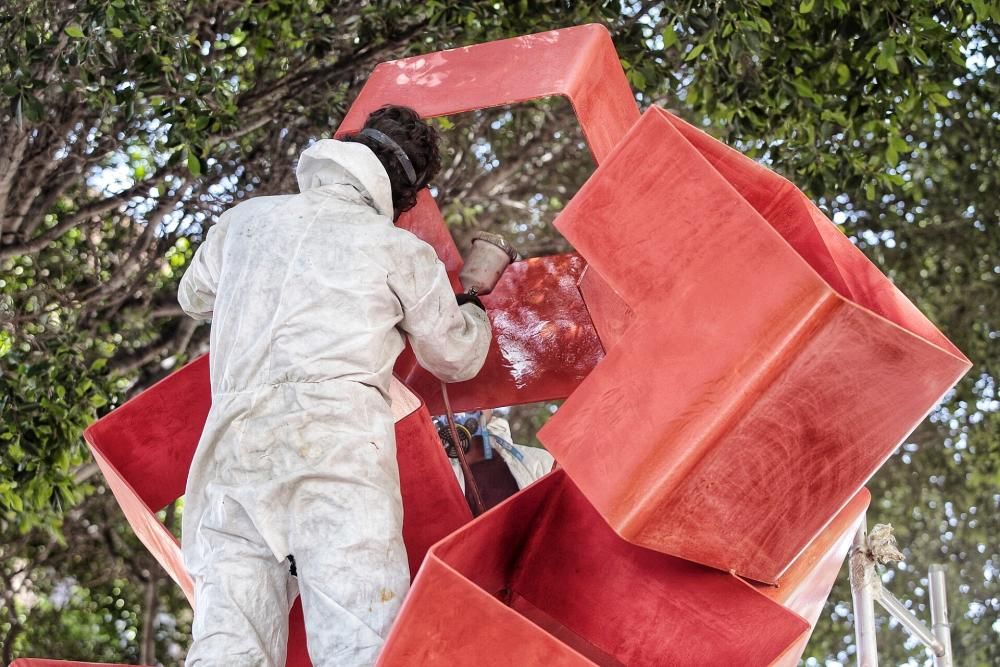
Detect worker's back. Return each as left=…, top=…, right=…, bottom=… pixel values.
left=178, top=136, right=489, bottom=401
left=193, top=185, right=425, bottom=399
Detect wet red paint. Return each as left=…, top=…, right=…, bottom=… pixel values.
left=399, top=254, right=604, bottom=415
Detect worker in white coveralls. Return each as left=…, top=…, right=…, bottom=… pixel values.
left=448, top=410, right=554, bottom=495
left=177, top=105, right=492, bottom=667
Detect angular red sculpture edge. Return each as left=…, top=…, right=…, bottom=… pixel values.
left=540, top=105, right=970, bottom=582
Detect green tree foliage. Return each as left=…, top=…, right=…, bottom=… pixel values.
left=1, top=1, right=997, bottom=664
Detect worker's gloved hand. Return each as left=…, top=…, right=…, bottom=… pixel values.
left=456, top=292, right=485, bottom=311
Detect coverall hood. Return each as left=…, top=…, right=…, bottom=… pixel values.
left=295, top=139, right=394, bottom=218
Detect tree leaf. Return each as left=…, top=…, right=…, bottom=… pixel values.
left=685, top=43, right=705, bottom=61
left=64, top=24, right=85, bottom=38
left=836, top=63, right=850, bottom=85
left=886, top=143, right=899, bottom=166
left=627, top=68, right=647, bottom=90
left=21, top=94, right=44, bottom=122
left=930, top=92, right=951, bottom=107
left=662, top=27, right=679, bottom=50
left=187, top=151, right=202, bottom=176
left=229, top=28, right=247, bottom=46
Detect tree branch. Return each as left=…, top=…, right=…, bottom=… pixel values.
left=140, top=573, right=158, bottom=665
left=81, top=183, right=187, bottom=301
left=207, top=114, right=275, bottom=148
left=111, top=317, right=199, bottom=376
left=0, top=133, right=29, bottom=228
left=73, top=462, right=101, bottom=484
left=0, top=174, right=174, bottom=260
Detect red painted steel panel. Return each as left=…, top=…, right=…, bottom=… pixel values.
left=401, top=254, right=604, bottom=414
left=90, top=445, right=193, bottom=601
left=338, top=24, right=638, bottom=165
left=86, top=355, right=210, bottom=512
left=83, top=357, right=471, bottom=666
left=377, top=470, right=810, bottom=666
left=541, top=106, right=970, bottom=583
left=748, top=489, right=869, bottom=667
left=393, top=402, right=473, bottom=575
left=757, top=489, right=870, bottom=630
left=396, top=189, right=464, bottom=272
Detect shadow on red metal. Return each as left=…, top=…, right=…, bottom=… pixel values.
left=377, top=469, right=811, bottom=666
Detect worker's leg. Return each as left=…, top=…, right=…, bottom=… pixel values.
left=290, top=465, right=409, bottom=666
left=185, top=494, right=296, bottom=667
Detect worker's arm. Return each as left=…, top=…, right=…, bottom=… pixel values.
left=178, top=219, right=228, bottom=320
left=390, top=238, right=492, bottom=383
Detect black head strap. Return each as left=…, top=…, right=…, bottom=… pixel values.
left=359, top=128, right=417, bottom=185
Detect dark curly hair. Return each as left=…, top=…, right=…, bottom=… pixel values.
left=344, top=105, right=441, bottom=219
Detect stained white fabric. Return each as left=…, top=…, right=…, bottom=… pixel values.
left=450, top=416, right=555, bottom=492
left=178, top=139, right=492, bottom=667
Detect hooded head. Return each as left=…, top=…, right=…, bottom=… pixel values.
left=295, top=139, right=395, bottom=218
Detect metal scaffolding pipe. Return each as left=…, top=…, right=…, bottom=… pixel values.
left=849, top=516, right=957, bottom=667
left=929, top=564, right=953, bottom=667
left=850, top=522, right=879, bottom=667
left=875, top=588, right=945, bottom=656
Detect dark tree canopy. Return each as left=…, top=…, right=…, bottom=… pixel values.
left=1, top=1, right=997, bottom=664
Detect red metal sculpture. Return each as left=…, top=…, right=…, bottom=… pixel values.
left=541, top=106, right=970, bottom=583
left=15, top=22, right=969, bottom=667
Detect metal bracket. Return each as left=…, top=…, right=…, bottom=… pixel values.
left=849, top=515, right=953, bottom=667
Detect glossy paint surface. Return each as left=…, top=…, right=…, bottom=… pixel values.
left=400, top=254, right=605, bottom=414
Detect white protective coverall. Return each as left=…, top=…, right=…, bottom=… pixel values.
left=177, top=139, right=492, bottom=667
left=450, top=416, right=555, bottom=491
